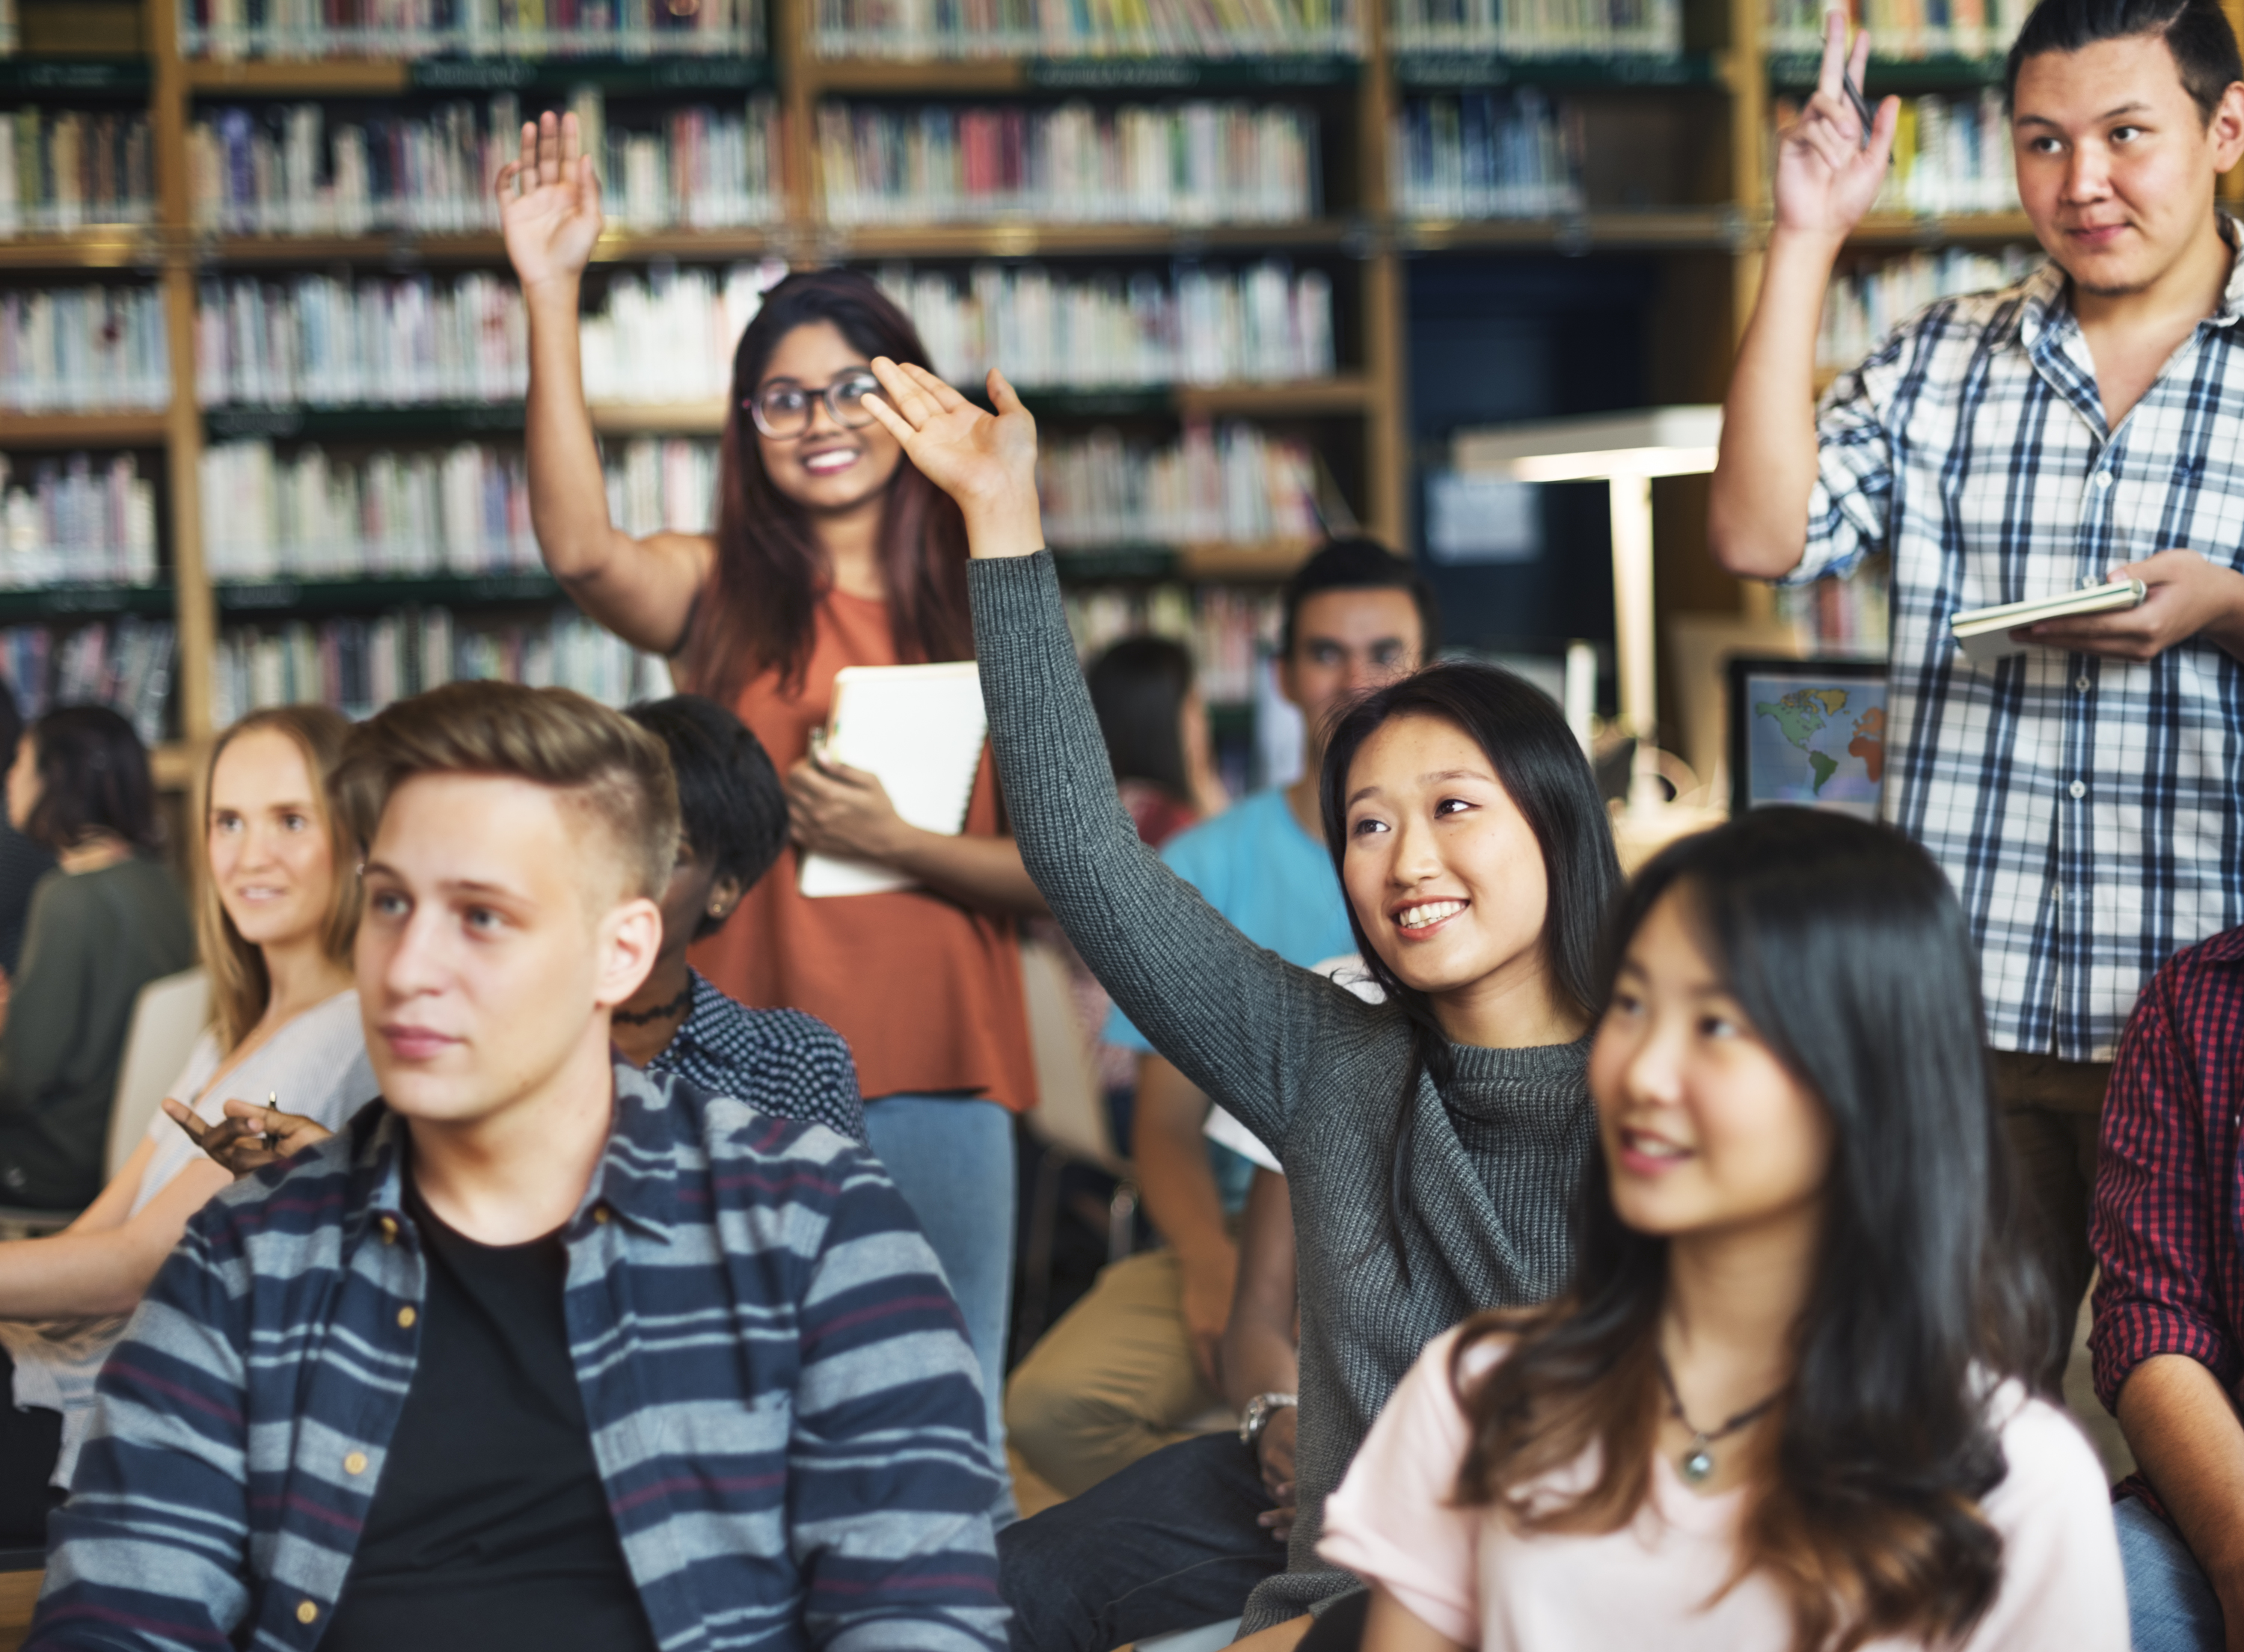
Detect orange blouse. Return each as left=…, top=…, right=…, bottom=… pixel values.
left=687, top=588, right=1038, bottom=1113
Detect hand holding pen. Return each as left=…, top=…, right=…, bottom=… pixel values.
left=1771, top=9, right=1901, bottom=242
left=162, top=1089, right=336, bottom=1179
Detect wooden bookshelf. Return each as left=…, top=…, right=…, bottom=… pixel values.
left=0, top=0, right=2053, bottom=768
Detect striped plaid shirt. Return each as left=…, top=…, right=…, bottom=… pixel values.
left=1800, top=233, right=2244, bottom=1061
left=25, top=1061, right=1006, bottom=1652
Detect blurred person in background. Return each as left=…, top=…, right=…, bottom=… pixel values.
left=0, top=679, right=54, bottom=981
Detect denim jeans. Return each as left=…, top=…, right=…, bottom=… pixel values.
left=862, top=1095, right=1017, bottom=1477
left=2116, top=1495, right=2225, bottom=1652
left=998, top=1431, right=1284, bottom=1652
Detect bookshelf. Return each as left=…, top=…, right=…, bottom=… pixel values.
left=0, top=0, right=2131, bottom=782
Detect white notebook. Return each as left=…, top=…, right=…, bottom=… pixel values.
left=798, top=661, right=989, bottom=899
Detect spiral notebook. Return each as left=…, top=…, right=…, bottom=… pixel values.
left=798, top=661, right=989, bottom=898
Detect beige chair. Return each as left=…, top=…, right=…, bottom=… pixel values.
left=1015, top=937, right=1137, bottom=1352
left=0, top=966, right=210, bottom=1239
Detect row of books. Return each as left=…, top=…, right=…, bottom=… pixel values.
left=0, top=618, right=176, bottom=745
left=198, top=439, right=541, bottom=581
left=0, top=452, right=160, bottom=591
left=580, top=260, right=783, bottom=405
left=1875, top=92, right=2017, bottom=217
left=197, top=272, right=528, bottom=409
left=810, top=0, right=1358, bottom=58
left=0, top=287, right=170, bottom=414
left=1389, top=0, right=1679, bottom=55
left=1064, top=582, right=1279, bottom=704
left=212, top=609, right=670, bottom=728
left=0, top=112, right=155, bottom=235
left=818, top=101, right=1318, bottom=227
left=191, top=93, right=783, bottom=238
left=1818, top=244, right=2037, bottom=369
left=181, top=0, right=763, bottom=61
left=1039, top=419, right=1323, bottom=549
left=877, top=258, right=1336, bottom=390
left=607, top=436, right=717, bottom=538
left=1765, top=0, right=2023, bottom=58
left=1391, top=92, right=1581, bottom=221
left=1774, top=554, right=1889, bottom=658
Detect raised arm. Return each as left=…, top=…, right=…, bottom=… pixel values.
left=1708, top=14, right=1897, bottom=580
left=859, top=358, right=1358, bottom=1150
left=501, top=112, right=712, bottom=655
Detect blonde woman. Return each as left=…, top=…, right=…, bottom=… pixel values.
left=0, top=707, right=378, bottom=1540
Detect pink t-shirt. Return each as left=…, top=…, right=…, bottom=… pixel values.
left=1319, top=1327, right=2128, bottom=1651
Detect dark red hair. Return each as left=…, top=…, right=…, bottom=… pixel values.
left=679, top=268, right=974, bottom=704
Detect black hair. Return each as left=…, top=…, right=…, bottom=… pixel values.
left=22, top=704, right=159, bottom=853
left=1281, top=537, right=1441, bottom=663
left=1453, top=808, right=2045, bottom=1651
left=1087, top=635, right=1197, bottom=802
left=2006, top=0, right=2244, bottom=118
left=1318, top=663, right=1622, bottom=1283
left=625, top=694, right=787, bottom=939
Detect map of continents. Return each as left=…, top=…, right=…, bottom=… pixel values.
left=1751, top=687, right=1885, bottom=811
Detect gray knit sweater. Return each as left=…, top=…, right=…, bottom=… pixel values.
left=972, top=553, right=1595, bottom=1631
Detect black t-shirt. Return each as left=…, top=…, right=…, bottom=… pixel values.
left=320, top=1172, right=660, bottom=1652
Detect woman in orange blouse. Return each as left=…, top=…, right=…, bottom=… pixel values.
left=500, top=114, right=1042, bottom=1479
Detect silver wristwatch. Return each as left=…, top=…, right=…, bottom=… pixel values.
left=1238, top=1391, right=1297, bottom=1449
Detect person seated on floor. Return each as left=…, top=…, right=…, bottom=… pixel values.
left=2089, top=912, right=2244, bottom=1652
left=1322, top=810, right=2127, bottom=1651
left=864, top=355, right=1618, bottom=1651
left=1006, top=547, right=1431, bottom=1507
left=188, top=693, right=865, bottom=1171
left=25, top=681, right=1005, bottom=1652
left=0, top=706, right=194, bottom=1215
left=0, top=707, right=376, bottom=1547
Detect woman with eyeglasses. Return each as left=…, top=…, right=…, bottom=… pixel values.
left=497, top=115, right=1042, bottom=1493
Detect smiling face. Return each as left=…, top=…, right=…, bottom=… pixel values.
left=751, top=319, right=907, bottom=515
left=357, top=772, right=659, bottom=1129
left=207, top=728, right=337, bottom=954
left=1590, top=888, right=1834, bottom=1242
left=2012, top=34, right=2244, bottom=297
left=1340, top=711, right=1556, bottom=1015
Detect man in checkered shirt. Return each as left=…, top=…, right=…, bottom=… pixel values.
left=1710, top=0, right=2244, bottom=1377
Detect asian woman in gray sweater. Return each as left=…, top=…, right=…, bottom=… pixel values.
left=862, top=357, right=1624, bottom=1651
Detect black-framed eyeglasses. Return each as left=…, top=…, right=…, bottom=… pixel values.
left=746, top=372, right=880, bottom=439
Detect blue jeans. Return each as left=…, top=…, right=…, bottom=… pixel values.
left=2117, top=1495, right=2225, bottom=1652
left=862, top=1095, right=1017, bottom=1477
left=998, top=1431, right=1283, bottom=1652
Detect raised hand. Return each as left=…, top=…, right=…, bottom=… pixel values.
left=1773, top=10, right=1899, bottom=240
left=496, top=111, right=604, bottom=292
left=862, top=357, right=1046, bottom=559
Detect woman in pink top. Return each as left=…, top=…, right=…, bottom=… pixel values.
left=1319, top=809, right=2127, bottom=1652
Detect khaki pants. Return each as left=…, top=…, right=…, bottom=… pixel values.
left=1002, top=1248, right=1227, bottom=1499
left=1993, top=1050, right=2111, bottom=1386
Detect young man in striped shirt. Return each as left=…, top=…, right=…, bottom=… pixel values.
left=24, top=681, right=1006, bottom=1652
left=1709, top=0, right=2244, bottom=1375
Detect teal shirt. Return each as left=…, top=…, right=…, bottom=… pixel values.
left=1103, top=787, right=1358, bottom=1211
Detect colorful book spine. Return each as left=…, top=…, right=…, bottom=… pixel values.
left=1388, top=0, right=1681, bottom=56
left=1038, top=418, right=1324, bottom=549
left=197, top=271, right=530, bottom=408
left=1817, top=244, right=2038, bottom=368
left=0, top=286, right=170, bottom=412
left=0, top=111, right=156, bottom=234
left=1766, top=0, right=2020, bottom=57
left=0, top=615, right=175, bottom=743
left=0, top=451, right=159, bottom=589
left=1391, top=91, right=1583, bottom=220
left=818, top=99, right=1319, bottom=226
left=181, top=0, right=763, bottom=63
left=815, top=0, right=1356, bottom=58
left=1064, top=581, right=1280, bottom=704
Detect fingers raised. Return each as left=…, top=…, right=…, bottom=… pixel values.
left=897, top=359, right=969, bottom=414
left=867, top=355, right=934, bottom=428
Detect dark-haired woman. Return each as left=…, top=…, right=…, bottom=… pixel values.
left=1319, top=810, right=2126, bottom=1651
left=0, top=705, right=192, bottom=1212
left=499, top=120, right=1041, bottom=1477
left=862, top=358, right=1621, bottom=1648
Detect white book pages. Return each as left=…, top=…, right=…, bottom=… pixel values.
left=799, top=660, right=988, bottom=898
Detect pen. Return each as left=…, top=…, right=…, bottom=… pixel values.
left=1841, top=66, right=1874, bottom=150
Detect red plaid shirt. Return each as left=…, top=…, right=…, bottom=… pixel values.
left=2090, top=925, right=2244, bottom=1506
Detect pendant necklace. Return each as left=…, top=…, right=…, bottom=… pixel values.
left=1654, top=1355, right=1784, bottom=1485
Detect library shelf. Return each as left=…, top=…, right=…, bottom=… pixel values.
left=0, top=230, right=158, bottom=270
left=203, top=226, right=782, bottom=267
left=824, top=221, right=1352, bottom=259
left=1764, top=52, right=2005, bottom=90
left=1847, top=212, right=2035, bottom=245
left=0, top=411, right=170, bottom=446
left=803, top=55, right=1361, bottom=94
left=1050, top=539, right=1317, bottom=582
left=1391, top=51, right=1717, bottom=88
left=182, top=54, right=773, bottom=96
left=1175, top=376, right=1376, bottom=415
left=0, top=58, right=153, bottom=94
left=0, top=582, right=174, bottom=621
left=1397, top=209, right=1745, bottom=253
left=203, top=402, right=533, bottom=440
left=214, top=571, right=563, bottom=615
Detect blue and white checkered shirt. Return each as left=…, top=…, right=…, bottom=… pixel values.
left=1799, top=233, right=2244, bottom=1062
left=646, top=971, right=866, bottom=1142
